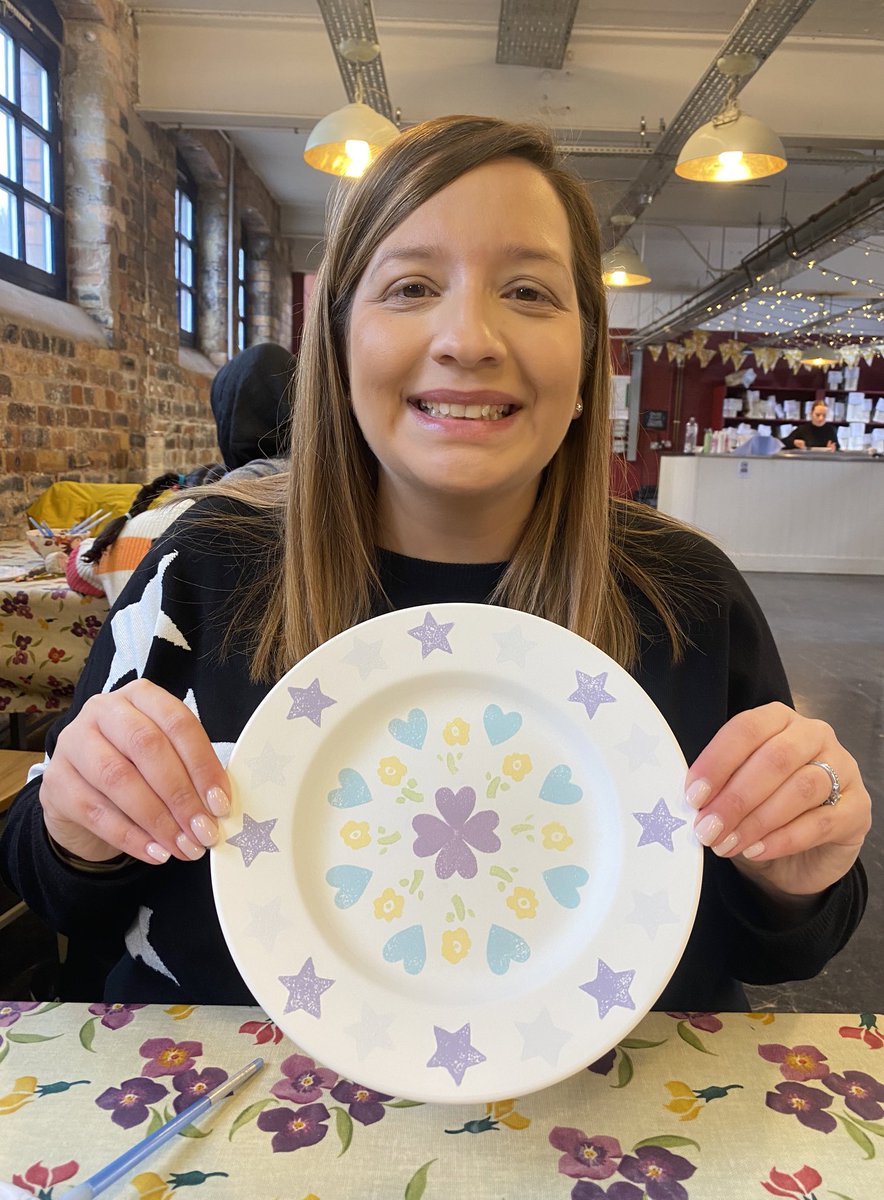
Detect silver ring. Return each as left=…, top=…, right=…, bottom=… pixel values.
left=809, top=760, right=842, bottom=807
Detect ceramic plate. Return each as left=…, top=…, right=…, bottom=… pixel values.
left=212, top=603, right=702, bottom=1103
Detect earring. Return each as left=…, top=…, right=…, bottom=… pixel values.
left=575, top=401, right=584, bottom=416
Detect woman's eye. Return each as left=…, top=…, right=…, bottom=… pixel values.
left=509, top=285, right=550, bottom=303
left=391, top=282, right=432, bottom=299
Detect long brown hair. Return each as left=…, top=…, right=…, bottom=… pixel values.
left=214, top=115, right=694, bottom=681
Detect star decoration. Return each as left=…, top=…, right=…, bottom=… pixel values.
left=426, top=1023, right=486, bottom=1086
left=625, top=889, right=680, bottom=940
left=103, top=552, right=190, bottom=693
left=407, top=611, right=454, bottom=659
left=343, top=636, right=388, bottom=680
left=182, top=689, right=235, bottom=767
left=245, top=742, right=296, bottom=788
left=633, top=797, right=686, bottom=852
left=226, top=813, right=279, bottom=867
left=615, top=724, right=660, bottom=772
left=124, top=906, right=180, bottom=985
left=287, top=677, right=336, bottom=727
left=580, top=959, right=636, bottom=1019
left=516, top=1007, right=573, bottom=1067
left=244, top=897, right=294, bottom=953
left=494, top=626, right=537, bottom=669
left=345, top=1004, right=395, bottom=1061
left=568, top=670, right=616, bottom=720
left=279, top=957, right=335, bottom=1019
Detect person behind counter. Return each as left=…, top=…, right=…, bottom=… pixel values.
left=783, top=400, right=839, bottom=451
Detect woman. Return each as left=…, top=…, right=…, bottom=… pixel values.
left=0, top=117, right=869, bottom=1010
left=782, top=400, right=839, bottom=451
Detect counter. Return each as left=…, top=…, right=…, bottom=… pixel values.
left=657, top=453, right=884, bottom=573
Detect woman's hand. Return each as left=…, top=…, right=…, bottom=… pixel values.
left=38, top=679, right=230, bottom=867
left=793, top=438, right=806, bottom=449
left=685, top=702, right=870, bottom=903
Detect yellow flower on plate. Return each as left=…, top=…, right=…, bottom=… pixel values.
left=443, top=718, right=470, bottom=746
left=340, top=820, right=371, bottom=850
left=441, top=927, right=471, bottom=964
left=164, top=1004, right=197, bottom=1020
left=377, top=756, right=407, bottom=786
left=485, top=1099, right=531, bottom=1130
left=541, top=821, right=573, bottom=851
left=373, top=887, right=404, bottom=922
left=0, top=1075, right=37, bottom=1115
left=664, top=1080, right=702, bottom=1121
left=131, top=1173, right=174, bottom=1200
left=506, top=886, right=538, bottom=920
left=502, top=753, right=532, bottom=782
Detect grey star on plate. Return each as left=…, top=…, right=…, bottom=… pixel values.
left=580, top=959, right=636, bottom=1019
left=102, top=552, right=189, bottom=693
left=516, top=1007, right=573, bottom=1067
left=227, top=813, right=279, bottom=867
left=633, top=797, right=686, bottom=852
left=279, top=957, right=335, bottom=1019
left=343, top=635, right=388, bottom=681
left=287, top=677, right=336, bottom=726
left=568, top=670, right=616, bottom=720
left=244, top=897, right=294, bottom=953
left=626, top=889, right=680, bottom=940
left=345, top=1004, right=395, bottom=1061
left=426, top=1022, right=486, bottom=1086
left=245, top=742, right=296, bottom=788
left=616, top=724, right=661, bottom=772
left=407, top=611, right=454, bottom=659
left=494, top=626, right=537, bottom=669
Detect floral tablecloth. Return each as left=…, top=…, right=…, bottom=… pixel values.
left=0, top=542, right=108, bottom=718
left=1, top=1005, right=881, bottom=1200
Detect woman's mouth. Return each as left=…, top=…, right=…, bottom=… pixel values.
left=413, top=399, right=514, bottom=421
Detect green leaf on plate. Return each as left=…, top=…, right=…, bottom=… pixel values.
left=228, top=1098, right=277, bottom=1140
left=404, top=1158, right=437, bottom=1200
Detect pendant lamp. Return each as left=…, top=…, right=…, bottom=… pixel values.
left=675, top=53, right=786, bottom=183
left=602, top=215, right=651, bottom=287
left=304, top=39, right=399, bottom=178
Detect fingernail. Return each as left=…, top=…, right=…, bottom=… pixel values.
left=190, top=813, right=218, bottom=847
left=712, top=831, right=740, bottom=857
left=743, top=841, right=765, bottom=859
left=206, top=786, right=230, bottom=818
left=146, top=842, right=171, bottom=864
left=694, top=812, right=724, bottom=846
left=685, top=779, right=712, bottom=809
left=176, top=831, right=205, bottom=860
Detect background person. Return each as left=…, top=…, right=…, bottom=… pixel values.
left=783, top=400, right=839, bottom=451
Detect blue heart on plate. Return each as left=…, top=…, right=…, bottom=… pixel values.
left=388, top=708, right=428, bottom=750
left=540, top=764, right=583, bottom=805
left=483, top=703, right=523, bottom=745
left=382, top=924, right=427, bottom=975
left=486, top=924, right=531, bottom=975
left=327, top=767, right=373, bottom=808
left=325, top=864, right=373, bottom=909
left=543, top=865, right=590, bottom=909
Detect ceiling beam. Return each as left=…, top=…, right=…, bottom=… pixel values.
left=314, top=0, right=395, bottom=120
left=496, top=0, right=579, bottom=69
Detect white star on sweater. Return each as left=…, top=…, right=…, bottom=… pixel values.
left=102, top=552, right=190, bottom=693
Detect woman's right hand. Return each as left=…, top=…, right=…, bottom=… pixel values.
left=38, top=679, right=230, bottom=866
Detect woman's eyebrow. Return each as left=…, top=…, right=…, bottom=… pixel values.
left=368, top=242, right=570, bottom=276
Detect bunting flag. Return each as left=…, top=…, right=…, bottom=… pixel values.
left=752, top=346, right=781, bottom=372
left=682, top=330, right=709, bottom=359
left=782, top=348, right=805, bottom=371
left=666, top=342, right=687, bottom=365
left=697, top=347, right=717, bottom=368
left=839, top=345, right=862, bottom=367
left=646, top=345, right=664, bottom=361
left=717, top=338, right=747, bottom=369
left=860, top=345, right=880, bottom=366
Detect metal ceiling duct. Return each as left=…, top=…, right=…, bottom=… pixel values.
left=314, top=0, right=395, bottom=122
left=496, top=0, right=580, bottom=69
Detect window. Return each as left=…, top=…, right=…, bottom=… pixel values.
left=0, top=1, right=64, bottom=299
left=236, top=226, right=247, bottom=351
left=175, top=158, right=197, bottom=345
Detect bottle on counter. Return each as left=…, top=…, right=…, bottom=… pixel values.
left=702, top=428, right=713, bottom=454
left=683, top=417, right=698, bottom=453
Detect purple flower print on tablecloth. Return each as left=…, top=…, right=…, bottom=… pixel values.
left=571, top=1183, right=644, bottom=1200
left=271, top=1054, right=337, bottom=1105
left=765, top=1081, right=836, bottom=1133
left=617, top=1145, right=696, bottom=1200
left=88, top=1002, right=146, bottom=1030
left=139, top=1037, right=202, bottom=1077
left=823, top=1069, right=884, bottom=1119
left=1, top=592, right=32, bottom=618
left=172, top=1066, right=229, bottom=1114
left=666, top=1012, right=722, bottom=1033
left=330, top=1080, right=393, bottom=1126
left=412, top=786, right=500, bottom=879
left=548, top=1127, right=622, bottom=1179
left=587, top=1049, right=617, bottom=1076
left=95, top=1077, right=168, bottom=1129
left=758, top=1043, right=830, bottom=1081
left=257, top=1102, right=331, bottom=1151
left=0, top=1001, right=40, bottom=1027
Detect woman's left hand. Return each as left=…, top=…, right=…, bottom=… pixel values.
left=685, top=701, right=871, bottom=901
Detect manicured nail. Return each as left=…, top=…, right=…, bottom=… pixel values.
left=685, top=779, right=712, bottom=809
left=190, top=813, right=218, bottom=847
left=694, top=812, right=724, bottom=846
left=712, top=831, right=740, bottom=857
left=743, top=841, right=765, bottom=859
left=146, top=842, right=171, bottom=864
left=206, top=786, right=230, bottom=817
left=176, top=831, right=205, bottom=860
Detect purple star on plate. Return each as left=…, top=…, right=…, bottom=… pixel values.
left=407, top=611, right=454, bottom=659
left=568, top=670, right=616, bottom=720
left=287, top=677, right=336, bottom=726
left=279, top=957, right=335, bottom=1019
left=426, top=1022, right=487, bottom=1086
left=227, top=813, right=279, bottom=867
left=580, top=960, right=636, bottom=1019
left=633, top=797, right=686, bottom=852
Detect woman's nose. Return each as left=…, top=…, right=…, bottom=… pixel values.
left=430, top=293, right=506, bottom=368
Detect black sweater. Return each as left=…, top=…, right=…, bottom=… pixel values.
left=0, top=501, right=866, bottom=1009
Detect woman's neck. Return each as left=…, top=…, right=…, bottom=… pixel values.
left=376, top=484, right=533, bottom=563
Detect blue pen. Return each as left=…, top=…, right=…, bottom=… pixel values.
left=64, top=1057, right=264, bottom=1200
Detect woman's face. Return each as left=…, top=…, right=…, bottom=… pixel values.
left=811, top=405, right=828, bottom=426
left=346, top=158, right=584, bottom=530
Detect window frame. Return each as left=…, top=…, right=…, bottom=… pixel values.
left=236, top=222, right=248, bottom=352
left=0, top=1, right=65, bottom=300
left=175, top=155, right=198, bottom=346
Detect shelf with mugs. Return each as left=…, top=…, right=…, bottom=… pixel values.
left=722, top=416, right=883, bottom=429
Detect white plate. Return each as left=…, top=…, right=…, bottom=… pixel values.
left=212, top=603, right=702, bottom=1104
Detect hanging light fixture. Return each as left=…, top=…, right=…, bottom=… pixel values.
left=602, top=216, right=651, bottom=287
left=675, top=53, right=786, bottom=183
left=799, top=348, right=838, bottom=369
left=304, top=38, right=399, bottom=178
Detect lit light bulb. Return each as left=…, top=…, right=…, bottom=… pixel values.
left=343, top=139, right=371, bottom=177
left=608, top=269, right=628, bottom=286
left=714, top=150, right=751, bottom=181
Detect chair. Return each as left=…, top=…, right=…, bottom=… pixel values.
left=0, top=749, right=44, bottom=932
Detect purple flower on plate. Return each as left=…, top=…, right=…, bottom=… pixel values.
left=257, top=1103, right=330, bottom=1152
left=271, top=1054, right=338, bottom=1105
left=95, top=1077, right=168, bottom=1129
left=618, top=1145, right=696, bottom=1200
left=572, top=1183, right=644, bottom=1200
left=87, top=1003, right=146, bottom=1030
left=139, top=1037, right=202, bottom=1077
left=758, top=1042, right=830, bottom=1081
left=549, top=1127, right=622, bottom=1180
left=765, top=1082, right=836, bottom=1133
left=0, top=1001, right=40, bottom=1028
left=412, top=786, right=500, bottom=879
left=172, top=1066, right=229, bottom=1114
left=330, top=1080, right=393, bottom=1126
left=823, top=1070, right=884, bottom=1120
left=666, top=1012, right=723, bottom=1033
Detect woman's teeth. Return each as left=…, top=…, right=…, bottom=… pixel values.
left=416, top=400, right=512, bottom=420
